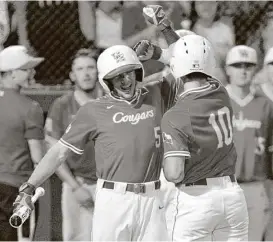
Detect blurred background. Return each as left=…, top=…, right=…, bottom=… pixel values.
left=0, top=0, right=272, bottom=240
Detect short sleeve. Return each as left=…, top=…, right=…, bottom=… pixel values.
left=24, top=102, right=45, bottom=140
left=161, top=112, right=190, bottom=160
left=45, top=98, right=64, bottom=139
left=59, top=103, right=97, bottom=155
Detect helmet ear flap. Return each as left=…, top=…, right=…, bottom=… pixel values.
left=135, top=68, right=143, bottom=82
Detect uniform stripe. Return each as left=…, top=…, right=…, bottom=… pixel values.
left=164, top=151, right=191, bottom=159
left=59, top=139, right=84, bottom=155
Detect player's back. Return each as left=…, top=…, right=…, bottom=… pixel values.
left=164, top=80, right=236, bottom=183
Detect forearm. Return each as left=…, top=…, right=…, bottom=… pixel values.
left=161, top=26, right=180, bottom=46
left=56, top=162, right=81, bottom=190
left=28, top=142, right=67, bottom=188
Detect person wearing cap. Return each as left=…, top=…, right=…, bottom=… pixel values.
left=254, top=46, right=273, bottom=241
left=45, top=48, right=102, bottom=241
left=225, top=45, right=273, bottom=241
left=0, top=45, right=45, bottom=241
left=253, top=47, right=273, bottom=103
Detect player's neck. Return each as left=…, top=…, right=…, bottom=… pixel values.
left=229, top=84, right=251, bottom=99
left=74, top=88, right=96, bottom=106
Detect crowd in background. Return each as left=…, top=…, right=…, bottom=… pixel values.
left=0, top=1, right=272, bottom=85
left=0, top=1, right=273, bottom=241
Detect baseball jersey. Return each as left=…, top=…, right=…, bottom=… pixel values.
left=0, top=88, right=44, bottom=187
left=161, top=79, right=237, bottom=184
left=45, top=91, right=97, bottom=182
left=60, top=86, right=164, bottom=183
left=226, top=85, right=273, bottom=181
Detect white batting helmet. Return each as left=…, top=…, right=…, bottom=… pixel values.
left=97, top=45, right=144, bottom=93
left=170, top=35, right=216, bottom=79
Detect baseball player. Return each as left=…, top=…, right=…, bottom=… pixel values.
left=45, top=48, right=102, bottom=241
left=0, top=46, right=45, bottom=241
left=225, top=45, right=273, bottom=241
left=11, top=44, right=178, bottom=241
left=256, top=47, right=273, bottom=241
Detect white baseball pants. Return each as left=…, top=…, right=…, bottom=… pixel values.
left=168, top=176, right=249, bottom=241
left=92, top=179, right=169, bottom=241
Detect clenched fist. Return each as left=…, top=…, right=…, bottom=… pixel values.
left=133, top=40, right=162, bottom=62
left=143, top=5, right=171, bottom=30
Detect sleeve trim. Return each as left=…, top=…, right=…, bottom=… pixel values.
left=59, top=138, right=84, bottom=155
left=164, top=151, right=190, bottom=159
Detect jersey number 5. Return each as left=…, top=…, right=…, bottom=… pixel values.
left=154, top=126, right=161, bottom=148
left=208, top=106, right=233, bottom=148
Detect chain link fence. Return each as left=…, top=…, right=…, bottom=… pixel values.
left=2, top=1, right=273, bottom=111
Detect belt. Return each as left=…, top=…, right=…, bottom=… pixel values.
left=102, top=180, right=161, bottom=194
left=185, top=175, right=236, bottom=187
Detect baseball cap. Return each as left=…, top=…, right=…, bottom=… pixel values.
left=264, top=47, right=273, bottom=65
left=0, top=45, right=44, bottom=72
left=226, top=45, right=257, bottom=66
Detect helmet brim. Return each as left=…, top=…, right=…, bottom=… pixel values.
left=103, top=64, right=142, bottom=80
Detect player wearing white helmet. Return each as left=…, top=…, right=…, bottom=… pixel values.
left=162, top=34, right=249, bottom=242
left=12, top=43, right=173, bottom=241
left=135, top=5, right=248, bottom=241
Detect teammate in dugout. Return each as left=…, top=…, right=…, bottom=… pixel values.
left=11, top=41, right=180, bottom=239
left=225, top=45, right=273, bottom=241
left=45, top=48, right=102, bottom=241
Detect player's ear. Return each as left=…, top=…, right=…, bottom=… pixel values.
left=69, top=71, right=76, bottom=83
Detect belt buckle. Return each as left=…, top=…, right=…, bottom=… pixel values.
left=133, top=183, right=145, bottom=194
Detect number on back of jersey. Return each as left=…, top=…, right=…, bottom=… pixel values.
left=208, top=106, right=233, bottom=149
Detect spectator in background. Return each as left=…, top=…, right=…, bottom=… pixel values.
left=10, top=1, right=96, bottom=85
left=95, top=1, right=124, bottom=49
left=45, top=48, right=102, bottom=241
left=186, top=1, right=235, bottom=85
left=225, top=45, right=273, bottom=241
left=0, top=0, right=9, bottom=50
left=0, top=45, right=45, bottom=241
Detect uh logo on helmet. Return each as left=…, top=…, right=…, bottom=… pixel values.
left=170, top=35, right=217, bottom=80
left=97, top=45, right=144, bottom=93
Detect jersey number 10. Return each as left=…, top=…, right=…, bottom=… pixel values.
left=208, top=106, right=233, bottom=149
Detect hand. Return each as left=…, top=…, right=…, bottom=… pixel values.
left=13, top=183, right=35, bottom=213
left=73, top=186, right=94, bottom=210
left=133, top=40, right=155, bottom=61
left=133, top=40, right=163, bottom=62
left=143, top=5, right=171, bottom=29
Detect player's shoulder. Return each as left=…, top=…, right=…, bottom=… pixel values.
left=162, top=102, right=190, bottom=127
left=16, top=93, right=43, bottom=113
left=52, top=91, right=74, bottom=107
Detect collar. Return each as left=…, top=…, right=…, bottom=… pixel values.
left=108, top=87, right=149, bottom=105
left=74, top=90, right=95, bottom=106
left=178, top=83, right=212, bottom=100
left=225, top=85, right=254, bottom=107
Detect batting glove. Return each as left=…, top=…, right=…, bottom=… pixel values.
left=13, top=183, right=35, bottom=213
left=143, top=5, right=171, bottom=30
left=133, top=40, right=162, bottom=61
